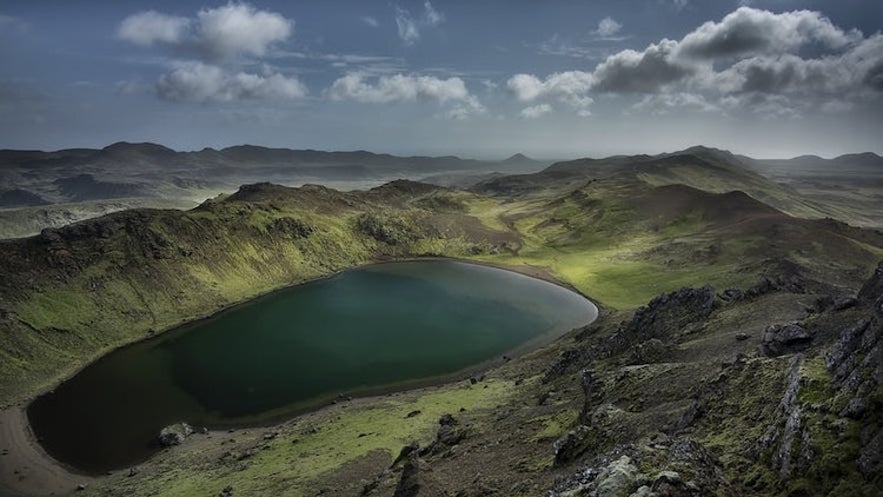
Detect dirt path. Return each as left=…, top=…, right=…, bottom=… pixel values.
left=0, top=407, right=90, bottom=497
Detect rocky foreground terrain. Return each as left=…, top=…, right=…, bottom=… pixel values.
left=0, top=146, right=880, bottom=496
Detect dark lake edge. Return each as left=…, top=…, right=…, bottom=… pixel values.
left=25, top=256, right=599, bottom=475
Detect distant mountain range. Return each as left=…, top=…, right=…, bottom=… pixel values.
left=0, top=141, right=880, bottom=211
left=0, top=142, right=550, bottom=207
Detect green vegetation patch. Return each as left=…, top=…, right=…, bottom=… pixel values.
left=88, top=379, right=516, bottom=497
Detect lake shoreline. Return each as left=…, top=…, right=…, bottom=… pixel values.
left=0, top=256, right=599, bottom=496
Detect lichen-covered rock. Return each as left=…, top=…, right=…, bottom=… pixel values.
left=594, top=456, right=638, bottom=497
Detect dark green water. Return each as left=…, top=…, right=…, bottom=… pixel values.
left=28, top=260, right=596, bottom=473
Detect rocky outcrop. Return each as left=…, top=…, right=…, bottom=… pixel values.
left=544, top=346, right=593, bottom=383
left=857, top=261, right=883, bottom=302
left=603, top=286, right=717, bottom=358
left=392, top=452, right=444, bottom=497
left=268, top=217, right=313, bottom=238
left=825, top=264, right=883, bottom=482
left=549, top=438, right=733, bottom=497
left=594, top=455, right=638, bottom=497
left=745, top=259, right=809, bottom=297
left=421, top=414, right=468, bottom=456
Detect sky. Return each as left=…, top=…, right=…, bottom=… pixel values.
left=0, top=0, right=881, bottom=159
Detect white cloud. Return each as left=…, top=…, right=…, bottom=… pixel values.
left=519, top=103, right=552, bottom=119
left=445, top=96, right=486, bottom=120
left=676, top=7, right=861, bottom=60
left=117, top=11, right=190, bottom=46
left=156, top=62, right=306, bottom=102
left=594, top=17, right=622, bottom=38
left=507, top=71, right=595, bottom=114
left=393, top=1, right=445, bottom=45
left=196, top=3, right=292, bottom=58
left=422, top=1, right=445, bottom=26
left=395, top=7, right=420, bottom=45
left=327, top=73, right=484, bottom=118
left=118, top=3, right=292, bottom=59
left=362, top=16, right=379, bottom=28
left=118, top=4, right=303, bottom=103
left=328, top=73, right=468, bottom=103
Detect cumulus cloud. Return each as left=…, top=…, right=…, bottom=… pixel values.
left=394, top=1, right=445, bottom=45
left=676, top=7, right=861, bottom=60
left=591, top=39, right=693, bottom=93
left=520, top=103, right=553, bottom=119
left=723, top=34, right=879, bottom=92
left=196, top=3, right=291, bottom=58
left=507, top=6, right=883, bottom=117
left=118, top=3, right=303, bottom=103
left=594, top=17, right=622, bottom=38
left=118, top=3, right=292, bottom=59
left=327, top=73, right=484, bottom=118
left=362, top=16, right=379, bottom=28
left=156, top=62, right=306, bottom=102
left=328, top=73, right=467, bottom=103
left=117, top=11, right=190, bottom=46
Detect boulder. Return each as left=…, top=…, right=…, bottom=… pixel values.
left=760, top=323, right=812, bottom=356
left=718, top=287, right=743, bottom=302
left=594, top=456, right=638, bottom=497
left=158, top=422, right=193, bottom=447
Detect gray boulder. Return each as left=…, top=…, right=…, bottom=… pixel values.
left=760, top=323, right=812, bottom=356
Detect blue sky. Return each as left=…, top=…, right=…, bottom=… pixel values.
left=1, top=0, right=881, bottom=158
